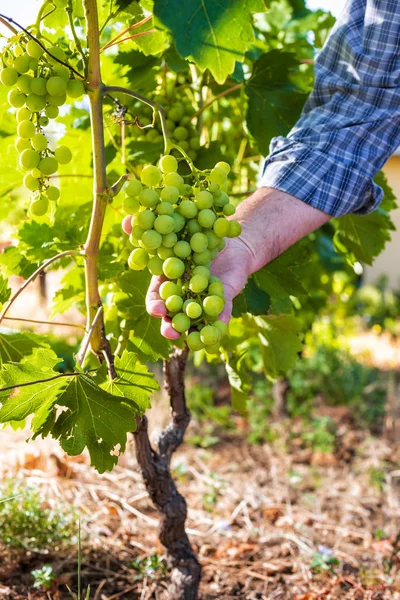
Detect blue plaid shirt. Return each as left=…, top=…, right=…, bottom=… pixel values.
left=260, top=0, right=400, bottom=217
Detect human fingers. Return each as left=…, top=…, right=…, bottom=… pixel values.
left=161, top=316, right=181, bottom=340
left=145, top=275, right=167, bottom=318
left=122, top=215, right=133, bottom=235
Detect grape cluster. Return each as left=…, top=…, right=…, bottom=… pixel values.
left=0, top=35, right=85, bottom=216
left=125, top=156, right=241, bottom=353
left=128, top=95, right=200, bottom=163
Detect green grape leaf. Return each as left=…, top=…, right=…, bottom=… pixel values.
left=114, top=50, right=160, bottom=92
left=95, top=350, right=158, bottom=412
left=334, top=208, right=395, bottom=266
left=254, top=242, right=311, bottom=298
left=0, top=331, right=50, bottom=366
left=375, top=171, right=398, bottom=212
left=256, top=314, right=303, bottom=378
left=127, top=140, right=164, bottom=165
left=49, top=373, right=140, bottom=473
left=245, top=50, right=308, bottom=154
left=0, top=349, right=64, bottom=427
left=164, top=46, right=189, bottom=72
left=233, top=278, right=271, bottom=317
left=224, top=351, right=251, bottom=413
left=0, top=273, right=11, bottom=308
left=153, top=0, right=265, bottom=84
left=0, top=247, right=35, bottom=279
left=129, top=314, right=171, bottom=361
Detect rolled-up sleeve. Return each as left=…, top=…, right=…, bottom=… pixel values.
left=260, top=0, right=400, bottom=217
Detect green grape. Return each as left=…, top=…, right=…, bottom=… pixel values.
left=172, top=313, right=190, bottom=333
left=214, top=191, right=230, bottom=208
left=154, top=215, right=175, bottom=235
left=54, top=145, right=72, bottom=164
left=30, top=196, right=49, bottom=217
left=31, top=133, right=48, bottom=151
left=142, top=229, right=162, bottom=250
left=8, top=89, right=26, bottom=108
left=178, top=140, right=189, bottom=151
left=214, top=320, right=228, bottom=337
left=122, top=197, right=139, bottom=213
left=205, top=230, right=221, bottom=249
left=166, top=295, right=184, bottom=313
left=217, top=239, right=226, bottom=252
left=23, top=173, right=39, bottom=191
left=48, top=93, right=67, bottom=106
left=14, top=44, right=23, bottom=57
left=26, top=39, right=44, bottom=59
left=139, top=188, right=159, bottom=208
left=163, top=172, right=183, bottom=188
left=189, top=137, right=201, bottom=150
left=15, top=137, right=31, bottom=152
left=223, top=204, right=236, bottom=216
left=46, top=76, right=67, bottom=97
left=49, top=47, right=66, bottom=63
left=159, top=154, right=178, bottom=173
left=29, top=58, right=39, bottom=71
left=39, top=116, right=49, bottom=127
left=167, top=104, right=184, bottom=122
left=128, top=248, right=149, bottom=270
left=187, top=219, right=201, bottom=235
left=38, top=156, right=58, bottom=175
left=210, top=248, right=219, bottom=260
left=157, top=202, right=174, bottom=216
left=141, top=165, right=162, bottom=187
left=19, top=149, right=40, bottom=170
left=13, top=55, right=30, bottom=74
left=131, top=225, right=145, bottom=240
left=189, top=274, right=208, bottom=293
left=67, top=79, right=85, bottom=99
left=213, top=217, right=230, bottom=238
left=146, top=129, right=159, bottom=142
left=158, top=246, right=175, bottom=260
left=215, top=161, right=230, bottom=174
left=163, top=257, right=185, bottom=279
left=194, top=190, right=213, bottom=209
left=125, top=179, right=142, bottom=197
left=148, top=255, right=164, bottom=276
left=200, top=325, right=220, bottom=346
left=180, top=183, right=192, bottom=196
left=160, top=185, right=180, bottom=204
left=0, top=67, right=18, bottom=86
left=193, top=249, right=211, bottom=265
left=178, top=200, right=197, bottom=219
left=204, top=343, right=220, bottom=354
left=165, top=119, right=176, bottom=132
left=53, top=65, right=70, bottom=81
left=174, top=240, right=191, bottom=258
left=26, top=93, right=46, bottom=111
left=198, top=209, right=216, bottom=229
left=203, top=295, right=225, bottom=317
left=46, top=186, right=60, bottom=201
left=173, top=126, right=189, bottom=141
left=162, top=232, right=178, bottom=248
left=190, top=232, right=208, bottom=253
left=171, top=212, right=185, bottom=232
left=17, top=120, right=35, bottom=138
left=208, top=183, right=219, bottom=193
left=16, top=74, right=32, bottom=94
left=31, top=167, right=41, bottom=178
left=187, top=150, right=197, bottom=161
left=208, top=167, right=227, bottom=186
left=185, top=301, right=202, bottom=319
left=187, top=331, right=205, bottom=352
left=192, top=266, right=210, bottom=279
left=227, top=220, right=242, bottom=238
left=208, top=281, right=224, bottom=297
left=45, top=105, right=59, bottom=119
left=159, top=281, right=181, bottom=300
left=137, top=209, right=156, bottom=230
left=16, top=107, right=31, bottom=122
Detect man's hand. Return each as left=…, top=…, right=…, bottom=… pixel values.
left=122, top=187, right=330, bottom=339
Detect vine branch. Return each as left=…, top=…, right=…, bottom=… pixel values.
left=191, top=83, right=242, bottom=120
left=3, top=316, right=85, bottom=330
left=66, top=0, right=88, bottom=74
left=0, top=250, right=81, bottom=325
left=100, top=14, right=152, bottom=51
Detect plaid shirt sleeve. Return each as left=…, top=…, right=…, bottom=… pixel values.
left=260, top=0, right=400, bottom=217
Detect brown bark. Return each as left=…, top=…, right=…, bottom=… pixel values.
left=272, top=377, right=289, bottom=418
left=134, top=347, right=201, bottom=600
left=384, top=370, right=400, bottom=442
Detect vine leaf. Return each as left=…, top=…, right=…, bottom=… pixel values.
left=245, top=50, right=307, bottom=154
left=95, top=350, right=158, bottom=412
left=254, top=242, right=311, bottom=298
left=0, top=273, right=11, bottom=309
left=0, top=332, right=50, bottom=367
left=153, top=0, right=265, bottom=84
left=232, top=278, right=271, bottom=318
left=224, top=351, right=251, bottom=414
left=256, top=315, right=303, bottom=378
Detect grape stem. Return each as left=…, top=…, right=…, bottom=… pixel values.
left=35, top=0, right=56, bottom=37
left=191, top=83, right=242, bottom=120
left=105, top=85, right=199, bottom=181
left=0, top=250, right=82, bottom=325
left=66, top=0, right=88, bottom=76
left=0, top=15, right=17, bottom=34
left=100, top=14, right=152, bottom=51
left=76, top=305, right=103, bottom=366
left=3, top=316, right=85, bottom=329
left=0, top=13, right=85, bottom=80
left=100, top=30, right=156, bottom=52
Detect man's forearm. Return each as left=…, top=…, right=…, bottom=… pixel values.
left=234, top=187, right=331, bottom=274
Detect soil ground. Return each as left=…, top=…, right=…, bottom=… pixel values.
left=1, top=396, right=400, bottom=600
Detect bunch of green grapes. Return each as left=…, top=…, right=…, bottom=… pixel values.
left=0, top=34, right=85, bottom=216
left=124, top=155, right=241, bottom=354
left=127, top=94, right=201, bottom=163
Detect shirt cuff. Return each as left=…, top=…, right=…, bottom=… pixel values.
left=259, top=140, right=383, bottom=218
